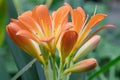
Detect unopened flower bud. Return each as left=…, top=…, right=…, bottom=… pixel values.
left=60, top=30, right=78, bottom=62
left=64, top=58, right=97, bottom=74
left=73, top=35, right=100, bottom=62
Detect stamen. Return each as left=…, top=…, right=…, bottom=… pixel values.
left=94, top=5, right=98, bottom=16
left=79, top=14, right=89, bottom=35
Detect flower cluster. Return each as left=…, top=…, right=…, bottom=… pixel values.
left=6, top=3, right=114, bottom=80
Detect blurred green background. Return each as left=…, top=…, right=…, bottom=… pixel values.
left=0, top=0, right=120, bottom=80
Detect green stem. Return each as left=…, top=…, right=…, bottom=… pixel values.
left=58, top=61, right=64, bottom=80
left=65, top=55, right=74, bottom=80
left=51, top=56, right=57, bottom=80
left=67, top=55, right=72, bottom=68
left=65, top=72, right=71, bottom=80
left=44, top=65, right=49, bottom=80
left=11, top=58, right=37, bottom=80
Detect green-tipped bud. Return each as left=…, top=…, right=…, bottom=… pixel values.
left=73, top=35, right=100, bottom=62
left=64, top=58, right=97, bottom=74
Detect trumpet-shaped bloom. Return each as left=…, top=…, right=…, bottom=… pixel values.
left=6, top=3, right=115, bottom=64
left=58, top=3, right=115, bottom=62
left=6, top=4, right=71, bottom=63
left=67, top=3, right=106, bottom=53
left=6, top=3, right=116, bottom=80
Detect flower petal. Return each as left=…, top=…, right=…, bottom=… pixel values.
left=11, top=19, right=28, bottom=30
left=16, top=30, right=54, bottom=50
left=61, top=22, right=74, bottom=32
left=71, top=8, right=85, bottom=33
left=76, top=14, right=107, bottom=50
left=6, top=24, right=44, bottom=63
left=84, top=24, right=116, bottom=43
left=53, top=5, right=70, bottom=30
left=6, top=23, right=22, bottom=46
left=18, top=11, right=44, bottom=38
left=65, top=3, right=86, bottom=33
left=77, top=7, right=86, bottom=21
left=84, top=14, right=107, bottom=32
left=32, top=5, right=52, bottom=37
left=16, top=30, right=39, bottom=42
left=60, top=30, right=78, bottom=62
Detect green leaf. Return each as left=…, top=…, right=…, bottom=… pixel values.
left=88, top=56, right=120, bottom=80
left=0, top=57, right=11, bottom=80
left=35, top=62, right=46, bottom=80
left=11, top=59, right=37, bottom=80
left=0, top=0, right=7, bottom=46
left=6, top=0, right=41, bottom=80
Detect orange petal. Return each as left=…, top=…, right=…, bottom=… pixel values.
left=61, top=22, right=74, bottom=32
left=77, top=14, right=107, bottom=47
left=6, top=24, right=22, bottom=47
left=85, top=14, right=107, bottom=31
left=83, top=24, right=116, bottom=43
left=18, top=12, right=44, bottom=38
left=16, top=30, right=54, bottom=43
left=16, top=30, right=39, bottom=43
left=65, top=3, right=86, bottom=33
left=32, top=5, right=52, bottom=37
left=71, top=9, right=85, bottom=33
left=6, top=22, right=22, bottom=34
left=10, top=18, right=31, bottom=32
left=60, top=30, right=78, bottom=62
left=40, top=37, right=54, bottom=42
left=77, top=7, right=86, bottom=21
left=18, top=11, right=35, bottom=31
left=19, top=38, right=44, bottom=63
left=53, top=5, right=70, bottom=30
left=64, top=3, right=72, bottom=12
left=6, top=24, right=44, bottom=63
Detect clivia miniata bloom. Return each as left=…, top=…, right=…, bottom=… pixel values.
left=6, top=3, right=115, bottom=79
left=6, top=4, right=71, bottom=64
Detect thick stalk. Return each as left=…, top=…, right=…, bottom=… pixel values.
left=65, top=55, right=74, bottom=80
left=66, top=55, right=72, bottom=68
left=44, top=65, right=49, bottom=80
left=58, top=61, right=64, bottom=80
left=51, top=56, right=57, bottom=80
left=63, top=73, right=71, bottom=80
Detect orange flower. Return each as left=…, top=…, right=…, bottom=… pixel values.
left=6, top=3, right=115, bottom=64
left=6, top=4, right=71, bottom=63
left=67, top=3, right=107, bottom=53
left=58, top=3, right=115, bottom=62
